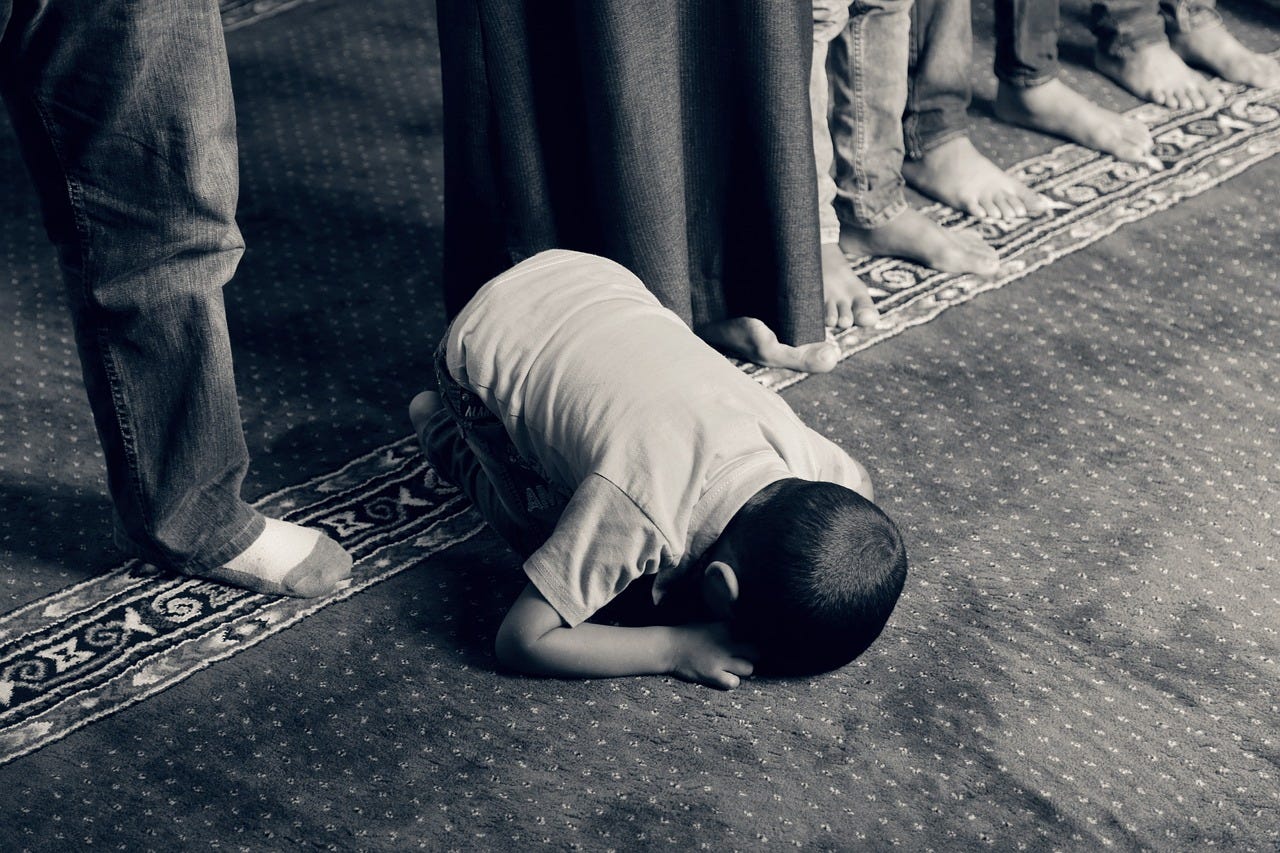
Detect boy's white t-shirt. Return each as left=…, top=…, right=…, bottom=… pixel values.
left=446, top=250, right=868, bottom=626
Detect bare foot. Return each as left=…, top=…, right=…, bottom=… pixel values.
left=1094, top=41, right=1223, bottom=111
left=839, top=207, right=1000, bottom=276
left=697, top=317, right=840, bottom=373
left=901, top=136, right=1048, bottom=221
left=995, top=78, right=1160, bottom=168
left=1171, top=20, right=1280, bottom=90
left=820, top=242, right=878, bottom=330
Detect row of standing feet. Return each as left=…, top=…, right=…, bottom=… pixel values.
left=701, top=11, right=1280, bottom=376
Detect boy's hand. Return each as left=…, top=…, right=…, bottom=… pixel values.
left=670, top=623, right=757, bottom=690
left=497, top=584, right=755, bottom=689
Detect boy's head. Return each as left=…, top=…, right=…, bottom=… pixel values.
left=703, top=478, right=907, bottom=676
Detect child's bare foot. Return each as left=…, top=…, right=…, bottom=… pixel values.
left=995, top=78, right=1160, bottom=168
left=698, top=317, right=840, bottom=373
left=1094, top=41, right=1223, bottom=110
left=900, top=136, right=1048, bottom=221
left=839, top=207, right=1000, bottom=276
left=820, top=242, right=878, bottom=330
left=1171, top=20, right=1280, bottom=90
left=199, top=518, right=353, bottom=597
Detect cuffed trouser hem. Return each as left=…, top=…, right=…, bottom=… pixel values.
left=995, top=68, right=1059, bottom=89
left=115, top=504, right=266, bottom=575
left=904, top=125, right=967, bottom=163
left=836, top=194, right=910, bottom=231
left=185, top=511, right=267, bottom=574
left=1095, top=28, right=1168, bottom=60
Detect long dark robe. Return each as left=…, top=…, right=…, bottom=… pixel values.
left=437, top=0, right=825, bottom=347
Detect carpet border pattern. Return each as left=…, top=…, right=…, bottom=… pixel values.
left=748, top=83, right=1280, bottom=391
left=2, top=78, right=1279, bottom=766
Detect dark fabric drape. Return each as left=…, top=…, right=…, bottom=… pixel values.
left=436, top=0, right=825, bottom=347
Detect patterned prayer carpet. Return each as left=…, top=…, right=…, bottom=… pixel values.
left=1, top=0, right=1278, bottom=849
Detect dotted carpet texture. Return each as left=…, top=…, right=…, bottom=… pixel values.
left=1, top=0, right=1278, bottom=850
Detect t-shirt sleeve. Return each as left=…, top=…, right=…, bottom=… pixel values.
left=803, top=426, right=872, bottom=498
left=522, top=474, right=675, bottom=627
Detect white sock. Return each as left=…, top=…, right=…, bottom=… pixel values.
left=198, top=518, right=352, bottom=597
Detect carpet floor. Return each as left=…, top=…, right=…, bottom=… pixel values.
left=1, top=1, right=1277, bottom=850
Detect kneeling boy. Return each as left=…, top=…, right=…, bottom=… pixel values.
left=411, top=250, right=907, bottom=688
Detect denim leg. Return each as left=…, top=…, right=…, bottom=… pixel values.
left=0, top=0, right=263, bottom=572
left=994, top=0, right=1061, bottom=87
left=812, top=0, right=849, bottom=245
left=903, top=0, right=972, bottom=161
left=428, top=343, right=567, bottom=560
left=829, top=0, right=911, bottom=230
left=1091, top=1, right=1169, bottom=58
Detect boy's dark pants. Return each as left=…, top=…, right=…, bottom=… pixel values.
left=420, top=340, right=571, bottom=559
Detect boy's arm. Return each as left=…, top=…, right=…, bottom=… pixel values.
left=495, top=582, right=755, bottom=690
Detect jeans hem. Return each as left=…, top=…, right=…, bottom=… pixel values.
left=907, top=127, right=967, bottom=162
left=996, top=69, right=1058, bottom=90
left=186, top=510, right=267, bottom=573
left=838, top=194, right=909, bottom=231
left=1096, top=30, right=1169, bottom=61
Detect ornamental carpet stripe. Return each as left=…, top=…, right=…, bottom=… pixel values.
left=3, top=73, right=1277, bottom=768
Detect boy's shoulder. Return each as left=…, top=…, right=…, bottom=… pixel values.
left=523, top=474, right=677, bottom=628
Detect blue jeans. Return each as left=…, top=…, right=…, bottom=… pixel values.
left=419, top=338, right=569, bottom=560
left=1093, top=1, right=1220, bottom=59
left=904, top=0, right=972, bottom=160
left=817, top=0, right=911, bottom=230
left=996, top=0, right=1222, bottom=86
left=1, top=0, right=265, bottom=572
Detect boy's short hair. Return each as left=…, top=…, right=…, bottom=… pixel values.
left=721, top=478, right=907, bottom=676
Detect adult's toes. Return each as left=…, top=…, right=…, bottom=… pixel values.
left=1019, top=189, right=1050, bottom=216
left=793, top=341, right=840, bottom=373
left=975, top=198, right=1002, bottom=220
left=994, top=193, right=1025, bottom=220
left=1121, top=123, right=1154, bottom=150
left=835, top=301, right=855, bottom=330
left=1115, top=141, right=1149, bottom=163
left=852, top=292, right=879, bottom=328
left=824, top=300, right=840, bottom=328
left=955, top=233, right=1001, bottom=275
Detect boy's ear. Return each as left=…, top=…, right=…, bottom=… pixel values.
left=703, top=561, right=740, bottom=612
